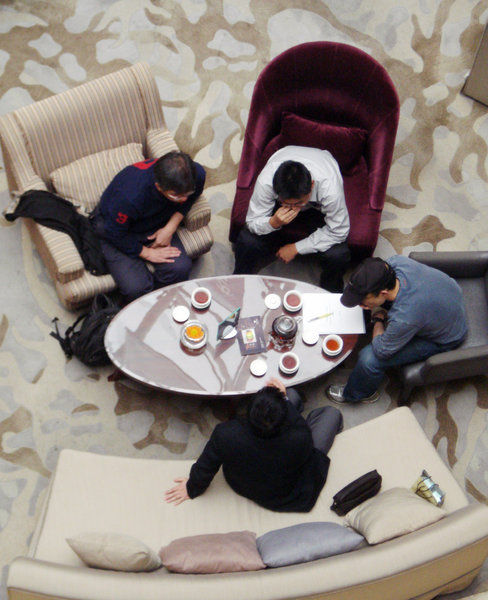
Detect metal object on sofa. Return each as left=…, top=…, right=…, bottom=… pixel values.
left=229, top=41, right=400, bottom=261
left=0, top=62, right=213, bottom=310
left=398, top=251, right=488, bottom=405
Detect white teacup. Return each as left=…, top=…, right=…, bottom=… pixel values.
left=322, top=334, right=343, bottom=356
left=191, top=287, right=211, bottom=309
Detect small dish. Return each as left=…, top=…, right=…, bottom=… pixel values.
left=191, top=287, right=211, bottom=310
left=302, top=330, right=319, bottom=345
left=264, top=293, right=281, bottom=310
left=250, top=358, right=267, bottom=377
left=284, top=290, right=303, bottom=312
left=172, top=305, right=190, bottom=323
left=322, top=334, right=343, bottom=356
left=279, top=352, right=300, bottom=375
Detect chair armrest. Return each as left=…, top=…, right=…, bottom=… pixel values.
left=419, top=345, right=488, bottom=382
left=146, top=128, right=178, bottom=159
left=409, top=251, right=488, bottom=278
left=26, top=221, right=85, bottom=283
left=183, top=194, right=211, bottom=231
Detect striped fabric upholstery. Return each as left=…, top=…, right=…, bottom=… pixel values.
left=184, top=196, right=212, bottom=231
left=146, top=129, right=179, bottom=158
left=50, top=143, right=145, bottom=212
left=55, top=272, right=117, bottom=311
left=177, top=224, right=214, bottom=259
left=0, top=62, right=213, bottom=309
left=12, top=70, right=151, bottom=182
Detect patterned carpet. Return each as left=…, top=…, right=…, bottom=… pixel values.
left=1, top=1, right=488, bottom=598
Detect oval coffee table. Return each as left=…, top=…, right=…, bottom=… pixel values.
left=104, top=275, right=358, bottom=396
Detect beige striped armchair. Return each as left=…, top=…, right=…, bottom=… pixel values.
left=0, top=62, right=213, bottom=310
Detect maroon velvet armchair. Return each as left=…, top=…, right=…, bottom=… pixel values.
left=229, top=42, right=400, bottom=260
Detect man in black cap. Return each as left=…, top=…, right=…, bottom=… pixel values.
left=326, top=255, right=468, bottom=404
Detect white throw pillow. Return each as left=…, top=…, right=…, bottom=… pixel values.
left=345, top=487, right=446, bottom=545
left=67, top=532, right=161, bottom=571
left=50, top=143, right=145, bottom=212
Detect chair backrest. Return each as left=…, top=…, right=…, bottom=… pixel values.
left=0, top=62, right=165, bottom=195
left=238, top=41, right=399, bottom=190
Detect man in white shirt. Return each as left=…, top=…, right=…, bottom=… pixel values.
left=233, top=146, right=350, bottom=292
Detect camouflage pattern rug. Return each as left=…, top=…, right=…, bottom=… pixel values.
left=1, top=1, right=488, bottom=598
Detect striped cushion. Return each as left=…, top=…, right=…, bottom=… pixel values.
left=50, top=143, right=145, bottom=211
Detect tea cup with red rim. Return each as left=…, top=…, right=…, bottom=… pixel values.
left=322, top=334, right=343, bottom=357
left=283, top=290, right=303, bottom=312
left=279, top=352, right=300, bottom=375
left=191, top=287, right=212, bottom=309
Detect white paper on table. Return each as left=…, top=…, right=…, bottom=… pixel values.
left=302, top=293, right=365, bottom=335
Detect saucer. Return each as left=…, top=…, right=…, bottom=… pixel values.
left=302, top=330, right=319, bottom=345
left=172, top=305, right=190, bottom=323
left=250, top=358, right=267, bottom=377
left=264, top=294, right=281, bottom=309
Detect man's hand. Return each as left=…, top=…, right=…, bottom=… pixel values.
left=266, top=377, right=287, bottom=396
left=269, top=206, right=300, bottom=229
left=164, top=477, right=190, bottom=505
left=147, top=227, right=173, bottom=248
left=140, top=245, right=181, bottom=263
left=276, top=243, right=298, bottom=264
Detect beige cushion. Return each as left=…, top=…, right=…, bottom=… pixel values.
left=159, top=531, right=266, bottom=574
left=66, top=532, right=161, bottom=572
left=50, top=143, right=145, bottom=212
left=345, top=487, right=446, bottom=545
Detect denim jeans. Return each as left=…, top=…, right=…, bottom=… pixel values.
left=286, top=388, right=343, bottom=453
left=343, top=336, right=462, bottom=402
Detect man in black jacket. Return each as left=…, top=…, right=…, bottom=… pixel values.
left=165, top=379, right=342, bottom=512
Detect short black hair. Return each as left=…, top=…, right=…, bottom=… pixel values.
left=154, top=151, right=197, bottom=195
left=272, top=160, right=312, bottom=200
left=247, top=386, right=288, bottom=438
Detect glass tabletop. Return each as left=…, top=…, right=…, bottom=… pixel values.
left=104, top=275, right=359, bottom=396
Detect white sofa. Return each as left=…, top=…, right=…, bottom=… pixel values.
left=7, top=407, right=488, bottom=600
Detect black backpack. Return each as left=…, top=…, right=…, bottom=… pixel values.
left=50, top=293, right=120, bottom=366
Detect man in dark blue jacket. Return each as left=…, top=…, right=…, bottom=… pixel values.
left=92, top=151, right=205, bottom=302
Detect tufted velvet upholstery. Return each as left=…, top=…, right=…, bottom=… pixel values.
left=229, top=42, right=400, bottom=260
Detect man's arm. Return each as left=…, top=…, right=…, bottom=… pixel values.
left=164, top=430, right=223, bottom=505
left=294, top=180, right=349, bottom=255
left=371, top=316, right=420, bottom=360
left=146, top=211, right=184, bottom=248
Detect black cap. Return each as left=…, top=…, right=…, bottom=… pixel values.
left=341, top=258, right=393, bottom=308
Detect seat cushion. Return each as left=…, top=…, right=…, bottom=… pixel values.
left=50, top=143, right=145, bottom=212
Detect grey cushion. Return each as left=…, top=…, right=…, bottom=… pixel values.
left=257, top=522, right=364, bottom=567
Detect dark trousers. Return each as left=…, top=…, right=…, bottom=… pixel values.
left=233, top=225, right=350, bottom=293
left=92, top=215, right=192, bottom=302
left=287, top=388, right=343, bottom=455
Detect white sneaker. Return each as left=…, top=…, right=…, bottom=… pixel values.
left=326, top=384, right=379, bottom=405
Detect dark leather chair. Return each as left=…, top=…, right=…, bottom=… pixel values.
left=398, top=251, right=488, bottom=405
left=229, top=41, right=400, bottom=261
